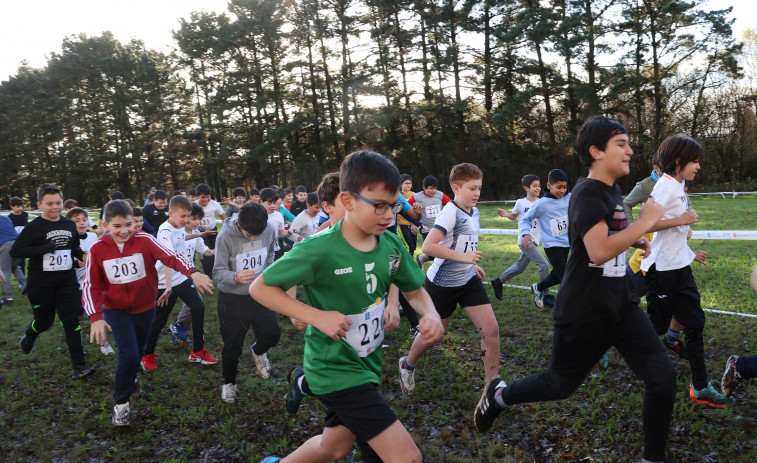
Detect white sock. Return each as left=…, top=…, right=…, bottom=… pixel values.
left=493, top=383, right=507, bottom=408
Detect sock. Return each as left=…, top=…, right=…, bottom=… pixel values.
left=494, top=385, right=507, bottom=408
left=297, top=376, right=311, bottom=395
left=115, top=402, right=129, bottom=410
left=401, top=357, right=416, bottom=371
left=665, top=328, right=680, bottom=343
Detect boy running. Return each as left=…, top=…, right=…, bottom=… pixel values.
left=251, top=150, right=444, bottom=463
left=194, top=183, right=226, bottom=277
left=490, top=174, right=549, bottom=301
left=409, top=175, right=451, bottom=266
left=84, top=200, right=214, bottom=425
left=398, top=163, right=501, bottom=398
left=11, top=183, right=95, bottom=379
left=474, top=116, right=675, bottom=463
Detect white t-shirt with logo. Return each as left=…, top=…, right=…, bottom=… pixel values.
left=512, top=197, right=541, bottom=246
left=155, top=221, right=189, bottom=289
left=195, top=199, right=225, bottom=231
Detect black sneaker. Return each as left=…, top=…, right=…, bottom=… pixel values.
left=286, top=367, right=306, bottom=415
left=490, top=278, right=503, bottom=300
left=71, top=364, right=96, bottom=380
left=662, top=336, right=687, bottom=359
left=474, top=375, right=506, bottom=433
left=19, top=334, right=35, bottom=354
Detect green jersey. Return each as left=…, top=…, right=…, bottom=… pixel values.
left=262, top=220, right=425, bottom=395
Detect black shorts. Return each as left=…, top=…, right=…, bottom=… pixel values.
left=425, top=276, right=490, bottom=319
left=315, top=382, right=397, bottom=443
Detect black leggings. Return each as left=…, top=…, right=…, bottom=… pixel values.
left=26, top=282, right=85, bottom=368
left=536, top=246, right=569, bottom=292
left=146, top=279, right=206, bottom=354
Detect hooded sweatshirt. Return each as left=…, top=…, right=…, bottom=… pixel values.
left=213, top=216, right=276, bottom=295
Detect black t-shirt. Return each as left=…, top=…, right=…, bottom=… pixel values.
left=8, top=211, right=29, bottom=228
left=142, top=204, right=169, bottom=231
left=289, top=200, right=307, bottom=218
left=9, top=216, right=82, bottom=287
left=553, top=179, right=634, bottom=323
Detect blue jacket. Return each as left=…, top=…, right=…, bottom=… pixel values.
left=519, top=193, right=571, bottom=248
left=0, top=215, right=19, bottom=246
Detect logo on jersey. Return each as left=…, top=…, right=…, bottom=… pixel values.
left=334, top=266, right=353, bottom=275
left=388, top=254, right=400, bottom=274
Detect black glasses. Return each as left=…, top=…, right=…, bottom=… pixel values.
left=349, top=192, right=404, bottom=215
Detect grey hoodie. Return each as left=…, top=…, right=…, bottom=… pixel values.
left=213, top=216, right=276, bottom=295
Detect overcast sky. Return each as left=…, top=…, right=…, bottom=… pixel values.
left=0, top=0, right=753, bottom=82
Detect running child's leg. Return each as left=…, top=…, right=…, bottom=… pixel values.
left=535, top=247, right=569, bottom=292
left=0, top=241, right=13, bottom=297
left=173, top=280, right=207, bottom=353
left=20, top=287, right=58, bottom=350
left=55, top=283, right=87, bottom=369
left=522, top=244, right=550, bottom=283
left=367, top=420, right=422, bottom=462
left=105, top=308, right=155, bottom=404
left=462, top=303, right=500, bottom=381
left=144, top=289, right=181, bottom=356
left=398, top=292, right=419, bottom=331
left=248, top=298, right=281, bottom=356
left=497, top=251, right=529, bottom=283
left=176, top=303, right=192, bottom=328
left=281, top=425, right=356, bottom=462
left=217, top=292, right=253, bottom=385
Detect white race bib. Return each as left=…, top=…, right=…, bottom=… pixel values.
left=454, top=234, right=478, bottom=253
left=43, top=250, right=72, bottom=271
left=425, top=204, right=441, bottom=218
left=549, top=215, right=568, bottom=237
left=199, top=216, right=217, bottom=231
left=103, top=254, right=147, bottom=284
left=235, top=248, right=267, bottom=275
left=344, top=299, right=386, bottom=357
left=602, top=252, right=626, bottom=278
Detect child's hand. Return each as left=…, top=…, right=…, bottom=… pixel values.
left=222, top=197, right=233, bottom=206
left=418, top=312, right=444, bottom=347
left=521, top=234, right=534, bottom=250
left=475, top=265, right=486, bottom=281
left=497, top=208, right=507, bottom=217
left=694, top=250, right=707, bottom=266
left=236, top=270, right=256, bottom=284
left=191, top=272, right=215, bottom=294
left=751, top=265, right=757, bottom=291
left=638, top=198, right=664, bottom=229
left=687, top=227, right=693, bottom=240
left=412, top=203, right=423, bottom=215
left=634, top=237, right=651, bottom=258
left=384, top=304, right=400, bottom=332
left=0, top=273, right=6, bottom=284
left=314, top=311, right=352, bottom=341
left=410, top=224, right=418, bottom=235
left=82, top=252, right=88, bottom=263
left=90, top=319, right=112, bottom=345
left=679, top=209, right=699, bottom=225
left=200, top=230, right=218, bottom=237
left=157, top=288, right=172, bottom=307
left=460, top=250, right=482, bottom=264
left=290, top=317, right=307, bottom=330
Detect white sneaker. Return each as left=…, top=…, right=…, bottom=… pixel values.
left=252, top=348, right=271, bottom=379
left=112, top=402, right=130, bottom=426
left=100, top=342, right=115, bottom=356
left=398, top=356, right=415, bottom=396
left=222, top=383, right=239, bottom=403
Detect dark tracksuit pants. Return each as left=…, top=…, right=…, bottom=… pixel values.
left=26, top=282, right=86, bottom=368
left=535, top=246, right=569, bottom=293
left=499, top=303, right=676, bottom=462
left=217, top=291, right=281, bottom=384
left=201, top=232, right=217, bottom=278
left=146, top=279, right=206, bottom=355
left=737, top=355, right=757, bottom=379
left=646, top=264, right=708, bottom=390
left=104, top=308, right=155, bottom=404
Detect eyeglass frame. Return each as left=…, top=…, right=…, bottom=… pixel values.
left=347, top=191, right=405, bottom=215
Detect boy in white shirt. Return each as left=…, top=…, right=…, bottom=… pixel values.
left=490, top=174, right=550, bottom=301
left=290, top=192, right=321, bottom=243
left=194, top=183, right=226, bottom=277
left=260, top=188, right=296, bottom=260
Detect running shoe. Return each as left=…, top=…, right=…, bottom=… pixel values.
left=189, top=348, right=218, bottom=365
left=398, top=356, right=415, bottom=396
left=222, top=383, right=239, bottom=403
left=689, top=382, right=731, bottom=408
left=531, top=283, right=544, bottom=309
left=71, top=363, right=96, bottom=380
left=170, top=321, right=191, bottom=345
left=474, top=375, right=506, bottom=433
left=100, top=341, right=115, bottom=356
left=721, top=355, right=741, bottom=398
left=286, top=367, right=306, bottom=414
left=490, top=278, right=503, bottom=300
left=112, top=402, right=130, bottom=426
left=252, top=348, right=271, bottom=379
left=141, top=354, right=158, bottom=371
left=662, top=335, right=687, bottom=359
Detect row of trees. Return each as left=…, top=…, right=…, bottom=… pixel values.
left=1, top=0, right=755, bottom=206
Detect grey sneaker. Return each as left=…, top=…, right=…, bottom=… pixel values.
left=100, top=341, right=115, bottom=356
left=112, top=402, right=130, bottom=426
left=415, top=253, right=425, bottom=268
left=252, top=348, right=271, bottom=379
left=222, top=383, right=239, bottom=403
left=398, top=356, right=415, bottom=396
left=71, top=363, right=96, bottom=380
left=531, top=283, right=544, bottom=309
left=474, top=375, right=506, bottom=432
left=721, top=355, right=741, bottom=398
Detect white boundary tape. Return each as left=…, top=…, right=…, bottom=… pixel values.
left=479, top=228, right=757, bottom=240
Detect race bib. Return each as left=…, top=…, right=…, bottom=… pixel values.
left=104, top=254, right=147, bottom=284
left=425, top=204, right=441, bottom=218
left=199, top=216, right=217, bottom=231
left=344, top=298, right=386, bottom=357
left=602, top=252, right=626, bottom=278
left=43, top=250, right=72, bottom=271
left=236, top=248, right=267, bottom=275
left=549, top=215, right=568, bottom=237
left=454, top=234, right=478, bottom=253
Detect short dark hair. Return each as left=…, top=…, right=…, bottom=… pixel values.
left=283, top=188, right=293, bottom=196
left=233, top=187, right=247, bottom=198
left=422, top=175, right=438, bottom=188
left=237, top=202, right=269, bottom=236
left=196, top=184, right=212, bottom=196
left=656, top=136, right=704, bottom=176
left=103, top=199, right=133, bottom=222
left=449, top=163, right=482, bottom=186
left=125, top=199, right=136, bottom=208
left=154, top=190, right=168, bottom=201
left=296, top=185, right=307, bottom=194
left=259, top=188, right=278, bottom=203
left=110, top=190, right=125, bottom=200
left=249, top=188, right=260, bottom=197
left=9, top=197, right=23, bottom=207
left=169, top=195, right=193, bottom=212
left=147, top=193, right=155, bottom=202
left=133, top=207, right=143, bottom=217
left=63, top=199, right=79, bottom=209
left=548, top=169, right=568, bottom=184
left=190, top=203, right=204, bottom=218
left=187, top=188, right=197, bottom=196
left=400, top=174, right=412, bottom=184
left=340, top=150, right=400, bottom=195
left=66, top=207, right=88, bottom=221
left=277, top=188, right=286, bottom=199
left=171, top=190, right=184, bottom=197
left=652, top=150, right=660, bottom=167
left=575, top=116, right=629, bottom=168
left=306, top=192, right=319, bottom=206
left=317, top=172, right=340, bottom=206
left=521, top=174, right=540, bottom=188
left=38, top=183, right=62, bottom=202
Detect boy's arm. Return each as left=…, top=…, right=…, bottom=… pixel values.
left=249, top=275, right=352, bottom=341
left=81, top=245, right=107, bottom=324
left=212, top=234, right=240, bottom=287
left=421, top=227, right=482, bottom=264
left=497, top=209, right=517, bottom=220
left=401, top=287, right=444, bottom=346
left=148, top=235, right=214, bottom=293
left=645, top=209, right=698, bottom=233
left=441, top=193, right=451, bottom=205
left=10, top=224, right=56, bottom=258
left=583, top=198, right=664, bottom=266
left=622, top=180, right=653, bottom=221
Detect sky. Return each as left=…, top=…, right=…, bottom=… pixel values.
left=0, top=0, right=754, bottom=82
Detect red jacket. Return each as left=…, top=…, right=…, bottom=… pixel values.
left=82, top=231, right=197, bottom=322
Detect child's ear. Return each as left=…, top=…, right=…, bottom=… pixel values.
left=339, top=192, right=354, bottom=211
left=588, top=145, right=603, bottom=160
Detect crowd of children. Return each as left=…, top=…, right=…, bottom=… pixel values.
left=2, top=115, right=754, bottom=462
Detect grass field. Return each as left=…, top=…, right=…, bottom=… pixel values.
left=1, top=196, right=756, bottom=462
